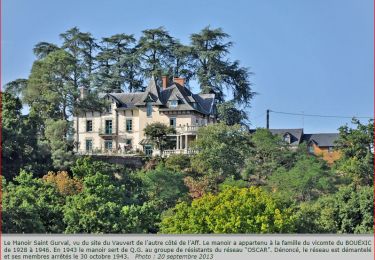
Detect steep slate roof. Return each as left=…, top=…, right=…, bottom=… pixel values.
left=105, top=78, right=216, bottom=116
left=268, top=128, right=304, bottom=146
left=303, top=133, right=339, bottom=147
left=250, top=128, right=339, bottom=147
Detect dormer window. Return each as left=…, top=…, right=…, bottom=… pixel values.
left=283, top=134, right=291, bottom=144
left=170, top=100, right=178, bottom=108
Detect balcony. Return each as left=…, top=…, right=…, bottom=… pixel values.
left=175, top=125, right=202, bottom=134
left=98, top=128, right=117, bottom=138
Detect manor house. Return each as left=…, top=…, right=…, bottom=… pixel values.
left=74, top=77, right=217, bottom=156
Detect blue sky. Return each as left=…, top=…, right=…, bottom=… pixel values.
left=3, top=0, right=373, bottom=132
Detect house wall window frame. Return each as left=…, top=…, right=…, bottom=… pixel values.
left=170, top=117, right=176, bottom=128
left=328, top=146, right=334, bottom=153
left=105, top=120, right=113, bottom=134
left=144, top=144, right=153, bottom=156
left=126, top=119, right=133, bottom=132
left=86, top=120, right=93, bottom=132
left=146, top=102, right=153, bottom=117
left=104, top=140, right=113, bottom=151
left=85, top=139, right=93, bottom=152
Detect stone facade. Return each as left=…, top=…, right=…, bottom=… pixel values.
left=74, top=78, right=217, bottom=156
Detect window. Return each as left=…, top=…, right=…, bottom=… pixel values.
left=106, top=104, right=112, bottom=113
left=170, top=100, right=178, bottom=108
left=308, top=145, right=314, bottom=154
left=328, top=146, right=334, bottom=153
left=86, top=120, right=93, bottom=132
left=283, top=134, right=291, bottom=144
left=126, top=119, right=133, bottom=132
left=170, top=117, right=176, bottom=128
left=85, top=140, right=93, bottom=152
left=126, top=139, right=132, bottom=145
left=104, top=140, right=112, bottom=151
left=105, top=120, right=112, bottom=134
left=147, top=102, right=152, bottom=117
left=144, top=145, right=153, bottom=156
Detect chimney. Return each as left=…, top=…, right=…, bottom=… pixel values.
left=173, top=77, right=185, bottom=86
left=162, top=75, right=168, bottom=90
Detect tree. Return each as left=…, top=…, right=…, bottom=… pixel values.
left=60, top=27, right=98, bottom=89
left=71, top=157, right=145, bottom=204
left=44, top=119, right=75, bottom=170
left=137, top=27, right=174, bottom=79
left=1, top=92, right=26, bottom=179
left=334, top=119, right=374, bottom=187
left=95, top=33, right=142, bottom=92
left=3, top=78, right=28, bottom=98
left=63, top=172, right=128, bottom=233
left=43, top=171, right=83, bottom=196
left=190, top=26, right=255, bottom=105
left=33, top=42, right=60, bottom=59
left=217, top=100, right=248, bottom=125
left=191, top=123, right=251, bottom=179
left=294, top=185, right=374, bottom=233
left=143, top=122, right=176, bottom=154
left=139, top=165, right=188, bottom=211
left=25, top=49, right=77, bottom=121
left=267, top=155, right=335, bottom=202
left=160, top=186, right=295, bottom=234
left=164, top=154, right=191, bottom=172
left=3, top=171, right=65, bottom=233
left=170, top=41, right=195, bottom=84
left=241, top=128, right=295, bottom=185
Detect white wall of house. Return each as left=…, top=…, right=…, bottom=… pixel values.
left=74, top=97, right=212, bottom=154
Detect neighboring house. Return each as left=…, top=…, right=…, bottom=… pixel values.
left=74, top=77, right=216, bottom=157
left=254, top=128, right=341, bottom=163
left=303, top=133, right=341, bottom=164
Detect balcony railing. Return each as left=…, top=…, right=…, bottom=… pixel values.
left=98, top=128, right=117, bottom=136
left=175, top=125, right=202, bottom=133
left=162, top=149, right=196, bottom=157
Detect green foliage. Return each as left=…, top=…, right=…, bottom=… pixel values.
left=267, top=155, right=334, bottom=202
left=95, top=33, right=142, bottom=92
left=120, top=201, right=160, bottom=233
left=137, top=27, right=174, bottom=79
left=139, top=166, right=188, bottom=211
left=191, top=26, right=254, bottom=105
left=160, top=187, right=295, bottom=234
left=3, top=171, right=65, bottom=233
left=191, top=123, right=251, bottom=179
left=294, top=185, right=374, bottom=233
left=3, top=78, right=28, bottom=98
left=63, top=172, right=127, bottom=233
left=143, top=122, right=176, bottom=152
left=241, top=128, right=294, bottom=185
left=164, top=154, right=191, bottom=172
left=217, top=101, right=248, bottom=125
left=334, top=119, right=374, bottom=187
left=72, top=157, right=145, bottom=204
left=44, top=119, right=75, bottom=170
left=33, top=42, right=60, bottom=59
left=25, top=49, right=77, bottom=121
